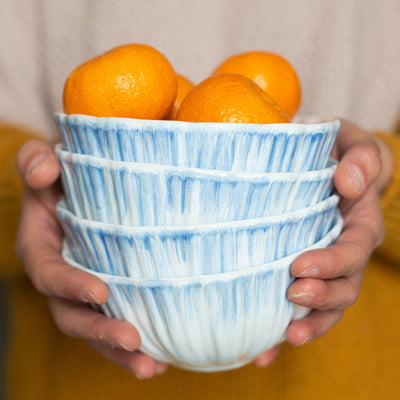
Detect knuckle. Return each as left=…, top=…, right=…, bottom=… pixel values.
left=362, top=142, right=381, bottom=166
left=315, top=289, right=330, bottom=309
left=362, top=144, right=382, bottom=179
left=49, top=302, right=77, bottom=337
left=305, top=281, right=329, bottom=309
left=347, top=280, right=361, bottom=307
left=322, top=247, right=340, bottom=278
left=310, top=315, right=326, bottom=340
left=49, top=263, right=84, bottom=301
left=58, top=324, right=77, bottom=338
left=54, top=317, right=75, bottom=337
left=346, top=239, right=370, bottom=272
left=374, top=217, right=386, bottom=247
left=312, top=310, right=343, bottom=340
left=88, top=314, right=109, bottom=343
left=29, top=269, right=47, bottom=295
left=58, top=267, right=76, bottom=297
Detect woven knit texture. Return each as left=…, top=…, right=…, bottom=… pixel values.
left=0, top=0, right=400, bottom=136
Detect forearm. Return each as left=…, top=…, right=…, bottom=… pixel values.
left=0, top=124, right=39, bottom=279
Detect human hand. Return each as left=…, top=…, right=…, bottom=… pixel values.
left=234, top=119, right=394, bottom=368
left=15, top=140, right=168, bottom=379
left=284, top=120, right=393, bottom=346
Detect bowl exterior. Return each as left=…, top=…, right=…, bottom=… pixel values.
left=55, top=113, right=339, bottom=173
left=58, top=195, right=340, bottom=278
left=62, top=215, right=342, bottom=372
left=56, top=145, right=336, bottom=226
left=96, top=263, right=296, bottom=371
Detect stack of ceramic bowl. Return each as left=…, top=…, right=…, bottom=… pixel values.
left=55, top=113, right=342, bottom=372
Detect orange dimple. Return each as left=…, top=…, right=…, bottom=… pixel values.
left=166, top=74, right=195, bottom=120
left=213, top=51, right=301, bottom=118
left=63, top=43, right=177, bottom=120
left=176, top=73, right=290, bottom=124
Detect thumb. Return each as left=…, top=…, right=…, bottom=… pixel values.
left=16, top=140, right=60, bottom=190
left=334, top=142, right=381, bottom=199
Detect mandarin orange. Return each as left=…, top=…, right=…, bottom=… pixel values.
left=176, top=73, right=290, bottom=124
left=213, top=51, right=301, bottom=118
left=63, top=43, right=177, bottom=119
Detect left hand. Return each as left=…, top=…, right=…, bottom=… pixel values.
left=286, top=120, right=392, bottom=345
left=255, top=120, right=393, bottom=366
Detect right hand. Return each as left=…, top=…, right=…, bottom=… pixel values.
left=15, top=139, right=168, bottom=379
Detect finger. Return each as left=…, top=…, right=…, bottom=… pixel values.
left=49, top=297, right=141, bottom=351
left=287, top=273, right=362, bottom=310
left=154, top=360, right=169, bottom=375
left=87, top=341, right=167, bottom=379
left=332, top=120, right=382, bottom=199
left=253, top=344, right=282, bottom=367
left=16, top=180, right=108, bottom=304
left=25, top=253, right=109, bottom=304
left=18, top=222, right=109, bottom=304
left=286, top=309, right=344, bottom=346
left=16, top=139, right=60, bottom=189
left=334, top=142, right=381, bottom=199
left=291, top=236, right=372, bottom=280
left=291, top=190, right=384, bottom=279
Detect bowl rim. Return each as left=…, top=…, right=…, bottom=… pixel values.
left=62, top=210, right=343, bottom=286
left=57, top=193, right=339, bottom=235
left=55, top=143, right=338, bottom=181
left=55, top=112, right=341, bottom=134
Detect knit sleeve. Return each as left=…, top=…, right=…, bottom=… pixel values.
left=374, top=131, right=400, bottom=265
left=0, top=124, right=39, bottom=279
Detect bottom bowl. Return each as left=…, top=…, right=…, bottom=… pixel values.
left=63, top=212, right=342, bottom=372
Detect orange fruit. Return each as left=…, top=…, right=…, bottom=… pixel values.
left=166, top=74, right=195, bottom=120
left=175, top=73, right=290, bottom=124
left=63, top=43, right=177, bottom=119
left=213, top=51, right=301, bottom=118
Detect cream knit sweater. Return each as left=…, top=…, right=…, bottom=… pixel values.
left=0, top=0, right=399, bottom=137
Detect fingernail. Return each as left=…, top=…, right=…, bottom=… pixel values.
left=110, top=338, right=136, bottom=352
left=134, top=373, right=145, bottom=380
left=26, top=154, right=55, bottom=179
left=344, top=164, right=365, bottom=194
left=296, top=265, right=319, bottom=277
left=80, top=288, right=100, bottom=304
left=287, top=289, right=314, bottom=303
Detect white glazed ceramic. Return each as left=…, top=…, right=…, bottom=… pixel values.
left=55, top=113, right=340, bottom=173
left=62, top=213, right=342, bottom=372
left=55, top=144, right=336, bottom=226
left=57, top=194, right=340, bottom=278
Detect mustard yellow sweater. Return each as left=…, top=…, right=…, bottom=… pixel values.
left=1, top=125, right=400, bottom=400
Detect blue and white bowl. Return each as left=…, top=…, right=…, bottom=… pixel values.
left=55, top=144, right=337, bottom=226
left=55, top=113, right=340, bottom=173
left=62, top=213, right=342, bottom=372
left=58, top=194, right=340, bottom=278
